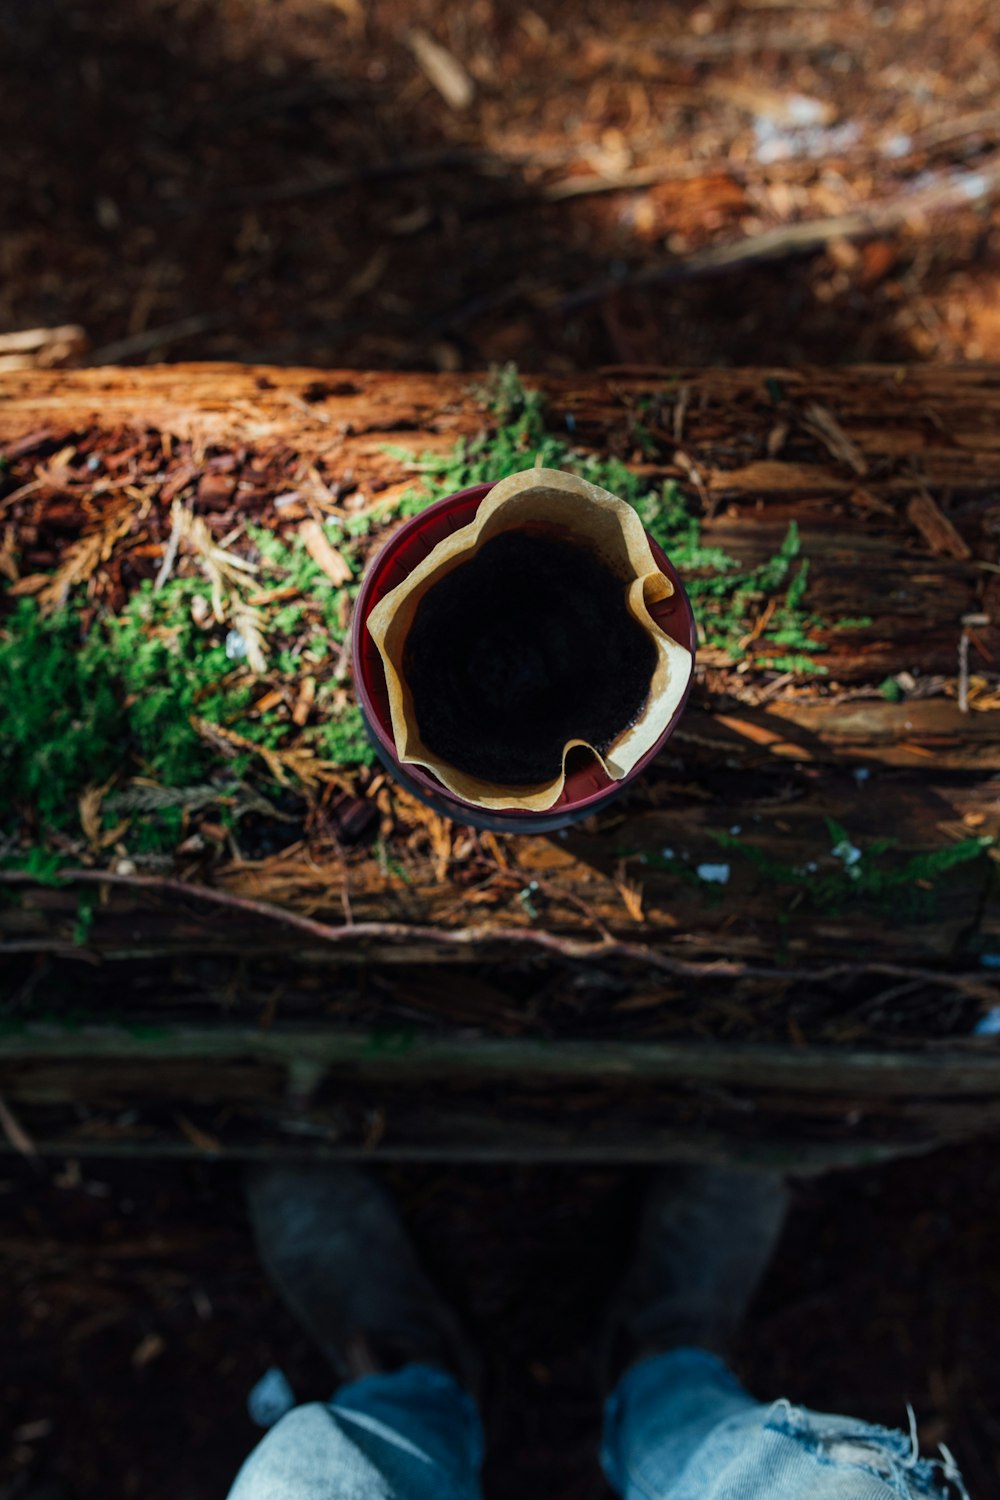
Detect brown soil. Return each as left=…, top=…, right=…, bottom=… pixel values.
left=4, top=0, right=1000, bottom=373
left=2, top=1146, right=999, bottom=1500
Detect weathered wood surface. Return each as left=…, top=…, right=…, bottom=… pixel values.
left=4, top=1024, right=1000, bottom=1167
left=3, top=367, right=998, bottom=966
left=3, top=362, right=1000, bottom=682
left=2, top=364, right=999, bottom=1157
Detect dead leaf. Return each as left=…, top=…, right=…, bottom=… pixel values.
left=0, top=324, right=86, bottom=369
left=739, top=595, right=777, bottom=650
left=36, top=495, right=144, bottom=615
left=407, top=28, right=475, bottom=110
left=299, top=519, right=352, bottom=585
left=614, top=990, right=672, bottom=1012
left=801, top=402, right=868, bottom=477
left=766, top=421, right=789, bottom=458
left=251, top=688, right=285, bottom=716
left=7, top=573, right=48, bottom=596
left=0, top=526, right=18, bottom=582
left=292, top=675, right=317, bottom=727
left=78, top=784, right=105, bottom=848
left=613, top=857, right=646, bottom=922
left=398, top=791, right=452, bottom=881
left=0, top=1092, right=37, bottom=1159
left=231, top=600, right=268, bottom=675
left=705, top=81, right=835, bottom=127
left=708, top=460, right=852, bottom=494
left=320, top=0, right=364, bottom=30
left=906, top=491, right=972, bottom=560
left=480, top=829, right=509, bottom=870
left=175, top=1113, right=222, bottom=1154
left=193, top=718, right=347, bottom=789
left=850, top=487, right=896, bottom=517
left=715, top=714, right=784, bottom=746
left=130, top=1333, right=166, bottom=1369
left=340, top=246, right=391, bottom=300
left=616, top=876, right=645, bottom=923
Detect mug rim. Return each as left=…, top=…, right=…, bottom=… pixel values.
left=351, top=480, right=697, bottom=820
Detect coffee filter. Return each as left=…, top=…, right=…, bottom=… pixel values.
left=365, top=466, right=693, bottom=811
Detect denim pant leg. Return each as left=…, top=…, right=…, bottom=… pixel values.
left=602, top=1349, right=967, bottom=1500
left=228, top=1365, right=484, bottom=1500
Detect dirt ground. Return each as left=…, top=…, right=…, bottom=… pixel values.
left=2, top=1144, right=1000, bottom=1500
left=4, top=0, right=1000, bottom=372
left=4, top=2, right=1000, bottom=1496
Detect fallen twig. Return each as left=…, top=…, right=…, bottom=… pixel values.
left=233, top=148, right=491, bottom=206
left=89, top=314, right=226, bottom=365
left=0, top=1092, right=39, bottom=1161
left=560, top=155, right=1000, bottom=310
left=0, top=868, right=996, bottom=1002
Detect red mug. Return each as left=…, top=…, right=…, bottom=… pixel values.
left=352, top=482, right=697, bottom=832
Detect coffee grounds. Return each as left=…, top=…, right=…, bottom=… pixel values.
left=403, top=530, right=657, bottom=787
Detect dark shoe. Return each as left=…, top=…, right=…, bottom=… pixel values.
left=246, top=1163, right=480, bottom=1394
left=602, top=1164, right=788, bottom=1388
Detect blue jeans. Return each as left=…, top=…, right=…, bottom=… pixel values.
left=228, top=1351, right=967, bottom=1500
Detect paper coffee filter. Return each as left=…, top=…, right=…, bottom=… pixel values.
left=365, top=467, right=693, bottom=811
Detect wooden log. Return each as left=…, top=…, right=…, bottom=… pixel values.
left=2, top=363, right=1000, bottom=683
left=2, top=364, right=999, bottom=1160
left=2, top=1023, right=1000, bottom=1167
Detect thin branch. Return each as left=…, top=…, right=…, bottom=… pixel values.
left=0, top=1092, right=39, bottom=1162
left=0, top=869, right=995, bottom=1001
left=232, top=149, right=492, bottom=206
left=561, top=155, right=1000, bottom=310
left=89, top=314, right=226, bottom=366
left=0, top=939, right=102, bottom=963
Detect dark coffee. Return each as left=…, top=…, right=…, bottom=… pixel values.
left=404, top=530, right=657, bottom=786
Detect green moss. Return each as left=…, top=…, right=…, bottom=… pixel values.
left=705, top=824, right=993, bottom=920
left=0, top=570, right=368, bottom=849
left=72, top=898, right=95, bottom=946
left=0, top=599, right=126, bottom=827
left=308, top=702, right=376, bottom=768
left=108, top=579, right=262, bottom=784
left=0, top=846, right=68, bottom=884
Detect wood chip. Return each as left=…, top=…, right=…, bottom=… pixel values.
left=705, top=81, right=836, bottom=128
left=292, top=675, right=316, bottom=726
left=130, top=1332, right=166, bottom=1368
left=906, top=492, right=972, bottom=560
left=79, top=785, right=104, bottom=848
left=300, top=518, right=352, bottom=585
left=319, top=0, right=364, bottom=31
left=175, top=1113, right=223, bottom=1155
left=7, top=573, right=48, bottom=596
left=0, top=323, right=87, bottom=370
left=616, top=874, right=645, bottom=923
left=196, top=471, right=236, bottom=508
left=0, top=526, right=17, bottom=582
left=407, top=28, right=475, bottom=110
left=801, top=402, right=868, bottom=477
left=480, top=829, right=509, bottom=871
left=0, top=1092, right=37, bottom=1160
left=252, top=688, right=285, bottom=716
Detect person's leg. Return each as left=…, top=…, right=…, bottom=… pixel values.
left=601, top=1166, right=968, bottom=1500
left=227, top=1166, right=483, bottom=1500
left=229, top=1365, right=482, bottom=1500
